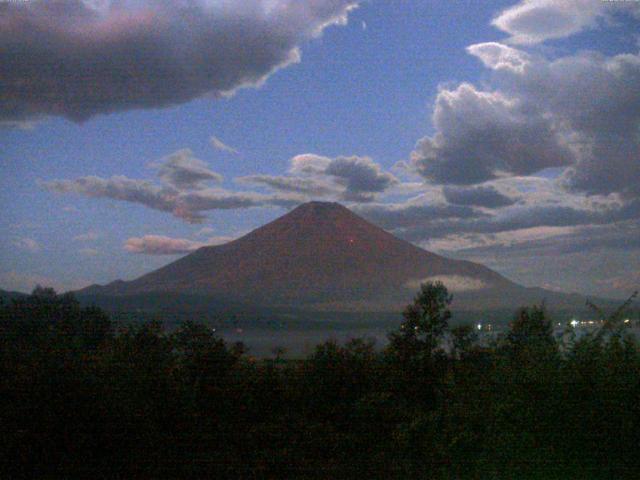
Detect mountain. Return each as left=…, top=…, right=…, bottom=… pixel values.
left=77, top=201, right=592, bottom=312
left=0, top=289, right=28, bottom=303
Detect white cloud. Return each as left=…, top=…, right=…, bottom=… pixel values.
left=466, top=42, right=531, bottom=73
left=491, top=0, right=639, bottom=44
left=124, top=234, right=234, bottom=255
left=210, top=136, right=239, bottom=154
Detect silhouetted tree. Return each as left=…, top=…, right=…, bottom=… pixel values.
left=389, top=281, right=452, bottom=359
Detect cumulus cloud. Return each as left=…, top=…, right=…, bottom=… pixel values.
left=410, top=82, right=575, bottom=185
left=491, top=0, right=639, bottom=44
left=240, top=153, right=398, bottom=202
left=1, top=0, right=359, bottom=121
left=325, top=155, right=398, bottom=200
left=154, top=149, right=223, bottom=190
left=124, top=234, right=233, bottom=255
left=210, top=136, right=239, bottom=154
left=411, top=42, right=640, bottom=200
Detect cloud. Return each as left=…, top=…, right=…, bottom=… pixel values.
left=466, top=42, right=531, bottom=73
left=238, top=174, right=335, bottom=196
left=12, top=237, right=41, bottom=252
left=210, top=136, right=239, bottom=154
left=195, top=227, right=216, bottom=237
left=430, top=221, right=640, bottom=299
left=73, top=231, right=100, bottom=242
left=491, top=0, right=640, bottom=44
left=241, top=153, right=398, bottom=202
left=42, top=175, right=302, bottom=223
left=79, top=248, right=100, bottom=257
left=473, top=45, right=640, bottom=199
left=154, top=149, right=223, bottom=190
left=0, top=120, right=38, bottom=130
left=42, top=174, right=182, bottom=216
left=355, top=198, right=483, bottom=230
left=443, top=185, right=518, bottom=208
left=405, top=275, right=486, bottom=292
left=598, top=270, right=640, bottom=294
left=411, top=42, right=640, bottom=200
left=325, top=155, right=399, bottom=200
left=41, top=147, right=305, bottom=222
left=410, top=82, right=575, bottom=185
left=440, top=221, right=640, bottom=258
left=289, top=154, right=332, bottom=175
left=124, top=234, right=233, bottom=255
left=357, top=189, right=640, bottom=245
left=1, top=0, right=359, bottom=121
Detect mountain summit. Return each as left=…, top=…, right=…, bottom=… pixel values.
left=79, top=202, right=580, bottom=311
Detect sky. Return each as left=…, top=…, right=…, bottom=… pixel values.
left=1, top=0, right=639, bottom=299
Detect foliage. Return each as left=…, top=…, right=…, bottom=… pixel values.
left=1, top=284, right=639, bottom=478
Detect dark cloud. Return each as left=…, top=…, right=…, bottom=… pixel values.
left=410, top=83, right=575, bottom=185
left=41, top=176, right=301, bottom=223
left=1, top=0, right=358, bottom=121
left=241, top=154, right=398, bottom=202
left=358, top=197, right=640, bottom=242
left=42, top=174, right=180, bottom=215
left=325, top=155, right=398, bottom=199
left=355, top=201, right=483, bottom=231
left=411, top=43, right=640, bottom=200
left=154, top=149, right=223, bottom=190
left=443, top=185, right=518, bottom=208
left=450, top=221, right=640, bottom=258
left=469, top=44, right=640, bottom=199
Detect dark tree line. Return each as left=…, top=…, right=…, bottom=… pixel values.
left=1, top=285, right=639, bottom=479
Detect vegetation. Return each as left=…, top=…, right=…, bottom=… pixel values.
left=1, top=284, right=639, bottom=478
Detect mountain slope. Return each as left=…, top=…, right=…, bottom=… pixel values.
left=78, top=201, right=587, bottom=311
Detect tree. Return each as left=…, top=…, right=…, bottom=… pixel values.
left=389, top=281, right=453, bottom=359
left=450, top=324, right=478, bottom=359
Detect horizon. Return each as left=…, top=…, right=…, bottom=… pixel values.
left=2, top=0, right=640, bottom=299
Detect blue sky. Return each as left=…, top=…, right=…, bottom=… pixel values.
left=1, top=0, right=639, bottom=298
